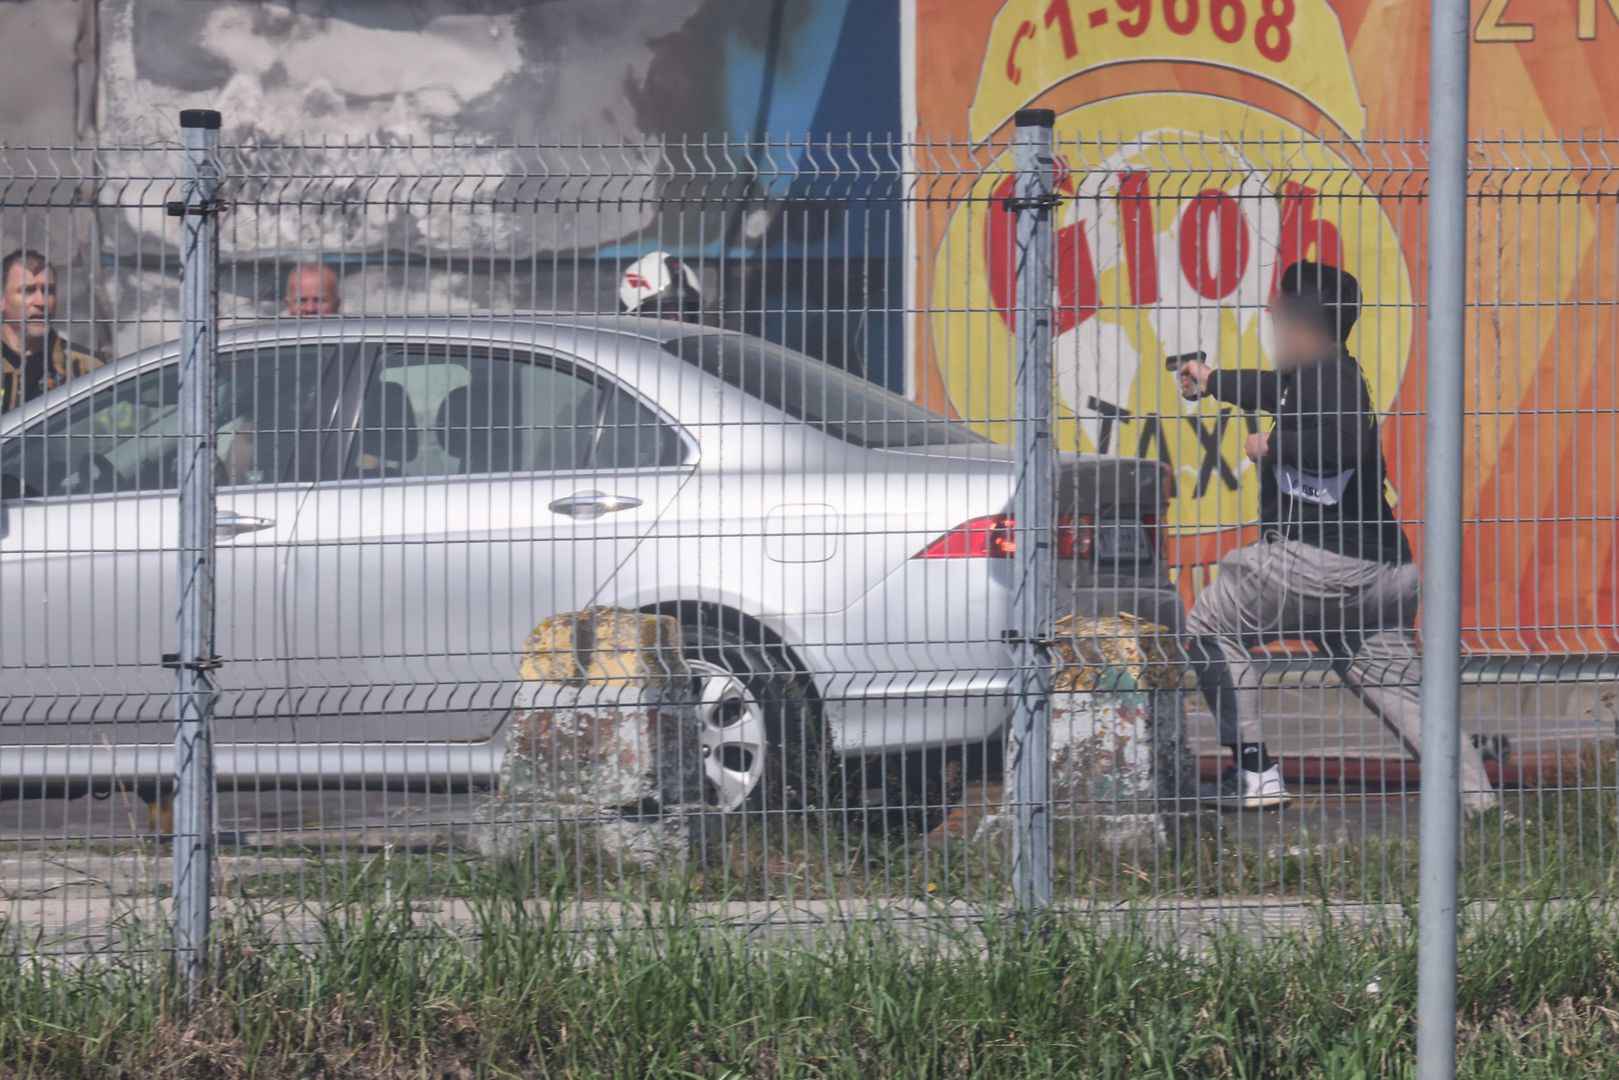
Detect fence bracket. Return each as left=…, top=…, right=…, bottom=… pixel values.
left=162, top=652, right=223, bottom=672
left=1000, top=192, right=1063, bottom=213
left=165, top=199, right=226, bottom=218
left=1001, top=629, right=1056, bottom=650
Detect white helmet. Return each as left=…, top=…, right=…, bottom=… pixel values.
left=619, top=251, right=702, bottom=320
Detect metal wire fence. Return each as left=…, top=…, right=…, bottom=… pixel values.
left=0, top=119, right=1615, bottom=958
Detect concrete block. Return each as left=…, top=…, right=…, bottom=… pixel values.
left=478, top=608, right=710, bottom=871
left=517, top=608, right=685, bottom=688
left=517, top=613, right=586, bottom=683
left=1045, top=613, right=1197, bottom=844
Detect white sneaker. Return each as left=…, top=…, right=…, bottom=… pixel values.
left=1201, top=764, right=1290, bottom=809
left=1463, top=791, right=1516, bottom=824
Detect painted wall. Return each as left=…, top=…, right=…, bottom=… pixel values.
left=0, top=0, right=905, bottom=379
left=908, top=0, right=1619, bottom=653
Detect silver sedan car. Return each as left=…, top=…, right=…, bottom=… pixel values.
left=0, top=316, right=1175, bottom=811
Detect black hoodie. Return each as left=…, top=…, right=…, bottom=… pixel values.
left=1206, top=351, right=1412, bottom=565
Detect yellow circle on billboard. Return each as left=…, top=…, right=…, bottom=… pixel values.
left=928, top=92, right=1413, bottom=537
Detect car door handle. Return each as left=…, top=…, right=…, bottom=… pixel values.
left=215, top=510, right=276, bottom=537
left=548, top=490, right=643, bottom=518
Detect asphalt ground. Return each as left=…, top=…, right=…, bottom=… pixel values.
left=0, top=678, right=1603, bottom=949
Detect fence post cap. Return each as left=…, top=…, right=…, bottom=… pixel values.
left=179, top=109, right=222, bottom=130
left=1014, top=108, right=1056, bottom=129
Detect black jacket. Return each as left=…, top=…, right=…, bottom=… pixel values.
left=0, top=331, right=103, bottom=414
left=1206, top=351, right=1412, bottom=564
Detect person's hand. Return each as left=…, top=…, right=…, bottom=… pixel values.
left=1178, top=359, right=1211, bottom=400
left=217, top=416, right=257, bottom=484
left=1245, top=430, right=1271, bottom=463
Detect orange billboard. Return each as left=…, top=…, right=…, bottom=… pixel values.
left=908, top=0, right=1619, bottom=653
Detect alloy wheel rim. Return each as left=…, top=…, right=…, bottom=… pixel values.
left=687, top=658, right=768, bottom=811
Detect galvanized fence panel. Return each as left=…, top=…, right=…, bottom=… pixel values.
left=0, top=127, right=1613, bottom=959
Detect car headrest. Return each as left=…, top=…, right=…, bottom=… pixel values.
left=436, top=384, right=516, bottom=474
left=358, top=379, right=419, bottom=465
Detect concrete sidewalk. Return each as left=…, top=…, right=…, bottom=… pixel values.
left=0, top=663, right=1604, bottom=956
left=1187, top=670, right=1617, bottom=758
left=0, top=782, right=1542, bottom=955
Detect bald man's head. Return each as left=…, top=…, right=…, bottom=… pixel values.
left=284, top=264, right=341, bottom=316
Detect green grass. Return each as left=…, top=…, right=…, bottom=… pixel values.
left=204, top=752, right=1619, bottom=911
left=3, top=883, right=1619, bottom=1077
left=1047, top=770, right=1619, bottom=905
left=3, top=762, right=1614, bottom=1074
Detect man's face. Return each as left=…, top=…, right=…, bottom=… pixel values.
left=2, top=264, right=56, bottom=341
left=285, top=268, right=340, bottom=316
left=1270, top=306, right=1335, bottom=372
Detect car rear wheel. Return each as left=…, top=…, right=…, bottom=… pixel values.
left=678, top=620, right=828, bottom=813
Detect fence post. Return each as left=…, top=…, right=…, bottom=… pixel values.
left=1418, top=3, right=1470, bottom=1077
left=171, top=107, right=222, bottom=1006
left=1007, top=108, right=1057, bottom=913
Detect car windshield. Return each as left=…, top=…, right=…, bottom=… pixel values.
left=663, top=333, right=986, bottom=448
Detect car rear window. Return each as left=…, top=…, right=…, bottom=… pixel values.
left=663, top=333, right=986, bottom=448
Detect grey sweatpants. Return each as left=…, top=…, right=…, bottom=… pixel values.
left=1186, top=537, right=1494, bottom=801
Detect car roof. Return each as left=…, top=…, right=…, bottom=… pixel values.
left=0, top=313, right=717, bottom=432
left=215, top=312, right=698, bottom=352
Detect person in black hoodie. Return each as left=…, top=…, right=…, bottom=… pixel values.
left=1178, top=260, right=1497, bottom=814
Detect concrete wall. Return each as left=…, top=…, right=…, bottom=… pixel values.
left=88, top=1, right=707, bottom=354
left=96, top=0, right=716, bottom=145
left=0, top=0, right=88, bottom=141
left=0, top=0, right=902, bottom=374
left=0, top=0, right=98, bottom=347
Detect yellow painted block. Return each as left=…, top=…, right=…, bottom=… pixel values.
left=148, top=794, right=175, bottom=836
left=580, top=608, right=684, bottom=686
left=1050, top=613, right=1181, bottom=692
left=518, top=607, right=686, bottom=687
left=518, top=612, right=584, bottom=682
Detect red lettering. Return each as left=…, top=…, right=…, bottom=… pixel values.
left=1271, top=181, right=1343, bottom=296
left=986, top=166, right=1096, bottom=335
left=1164, top=0, right=1199, bottom=35
left=1255, top=0, right=1294, bottom=61
left=1055, top=212, right=1100, bottom=333
left=1006, top=20, right=1036, bottom=84
left=1044, top=0, right=1079, bottom=58
left=1178, top=189, right=1252, bottom=300
left=1209, top=0, right=1246, bottom=42
left=1118, top=171, right=1161, bottom=306
left=1118, top=0, right=1152, bottom=36
left=986, top=171, right=1343, bottom=326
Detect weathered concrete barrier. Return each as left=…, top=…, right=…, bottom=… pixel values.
left=976, top=614, right=1196, bottom=850
left=1047, top=612, right=1196, bottom=845
left=475, top=607, right=710, bottom=870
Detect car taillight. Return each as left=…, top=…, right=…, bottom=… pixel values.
left=914, top=515, right=1017, bottom=559
left=915, top=514, right=1095, bottom=560
left=1056, top=513, right=1095, bottom=560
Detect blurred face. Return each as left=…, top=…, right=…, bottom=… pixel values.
left=1270, top=305, right=1336, bottom=372
left=285, top=267, right=340, bottom=316
left=2, top=263, right=56, bottom=342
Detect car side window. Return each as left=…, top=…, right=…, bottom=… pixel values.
left=0, top=343, right=333, bottom=499
left=345, top=344, right=684, bottom=478
left=593, top=385, right=687, bottom=469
